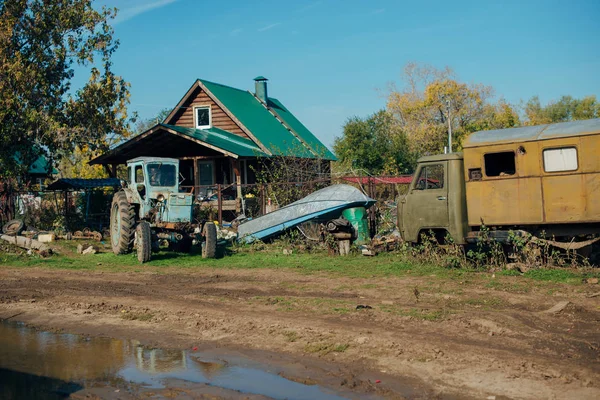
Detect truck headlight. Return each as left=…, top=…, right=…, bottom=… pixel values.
left=157, top=194, right=165, bottom=202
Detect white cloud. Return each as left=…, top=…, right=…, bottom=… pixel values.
left=102, top=0, right=179, bottom=25
left=257, top=22, right=282, bottom=32
left=372, top=8, right=385, bottom=15
left=230, top=28, right=243, bottom=37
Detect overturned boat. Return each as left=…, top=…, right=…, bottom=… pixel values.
left=237, top=184, right=376, bottom=243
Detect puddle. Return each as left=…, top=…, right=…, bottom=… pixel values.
left=0, top=320, right=350, bottom=399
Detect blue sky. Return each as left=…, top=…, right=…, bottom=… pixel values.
left=97, top=0, right=600, bottom=149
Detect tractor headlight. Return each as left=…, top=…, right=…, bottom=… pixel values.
left=157, top=194, right=165, bottom=202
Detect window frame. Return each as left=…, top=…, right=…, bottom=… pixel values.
left=134, top=165, right=144, bottom=184
left=194, top=105, right=212, bottom=129
left=483, top=151, right=517, bottom=178
left=542, top=146, right=579, bottom=173
left=412, top=163, right=445, bottom=191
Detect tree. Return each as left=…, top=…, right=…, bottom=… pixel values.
left=386, top=63, right=519, bottom=155
left=524, top=95, right=600, bottom=125
left=333, top=110, right=415, bottom=175
left=135, top=108, right=172, bottom=134
left=0, top=0, right=133, bottom=178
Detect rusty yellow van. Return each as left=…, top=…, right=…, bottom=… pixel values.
left=397, top=118, right=600, bottom=247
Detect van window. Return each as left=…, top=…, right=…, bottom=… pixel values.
left=414, top=164, right=444, bottom=190
left=127, top=166, right=132, bottom=182
left=484, top=152, right=515, bottom=177
left=135, top=166, right=144, bottom=183
left=543, top=147, right=578, bottom=172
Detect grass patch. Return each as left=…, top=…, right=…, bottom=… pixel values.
left=282, top=330, right=299, bottom=342
left=2, top=243, right=598, bottom=291
left=380, top=305, right=451, bottom=321
left=304, top=342, right=349, bottom=355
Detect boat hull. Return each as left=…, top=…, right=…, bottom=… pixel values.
left=237, top=184, right=376, bottom=243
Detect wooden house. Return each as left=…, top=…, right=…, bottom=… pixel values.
left=91, top=77, right=336, bottom=198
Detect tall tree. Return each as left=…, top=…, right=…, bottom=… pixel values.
left=0, top=0, right=133, bottom=178
left=334, top=110, right=415, bottom=175
left=524, top=95, right=600, bottom=125
left=135, top=108, right=172, bottom=134
left=386, top=63, right=519, bottom=155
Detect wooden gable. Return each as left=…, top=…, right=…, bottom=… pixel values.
left=168, top=86, right=248, bottom=139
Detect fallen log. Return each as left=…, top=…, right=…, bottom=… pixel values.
left=0, top=234, right=52, bottom=253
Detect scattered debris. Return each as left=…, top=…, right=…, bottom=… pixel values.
left=543, top=301, right=570, bottom=314
left=0, top=234, right=51, bottom=254
left=356, top=305, right=372, bottom=310
left=283, top=248, right=293, bottom=255
left=2, top=219, right=24, bottom=235
left=413, top=287, right=420, bottom=302
left=381, top=300, right=394, bottom=305
left=587, top=277, right=599, bottom=284
left=361, top=248, right=376, bottom=256
left=37, top=233, right=55, bottom=243
left=81, top=245, right=99, bottom=255
left=587, top=292, right=600, bottom=298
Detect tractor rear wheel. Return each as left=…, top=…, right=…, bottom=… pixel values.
left=110, top=191, right=136, bottom=255
left=202, top=222, right=217, bottom=259
left=136, top=221, right=152, bottom=263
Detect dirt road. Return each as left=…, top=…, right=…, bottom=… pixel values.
left=0, top=266, right=598, bottom=399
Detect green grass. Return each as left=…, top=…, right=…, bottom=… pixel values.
left=1, top=244, right=598, bottom=288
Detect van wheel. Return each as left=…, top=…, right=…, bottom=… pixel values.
left=202, top=222, right=217, bottom=259
left=136, top=221, right=152, bottom=263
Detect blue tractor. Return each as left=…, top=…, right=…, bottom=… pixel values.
left=110, top=157, right=217, bottom=263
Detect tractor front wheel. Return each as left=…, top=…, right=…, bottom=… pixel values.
left=136, top=221, right=152, bottom=263
left=110, top=191, right=136, bottom=255
left=202, top=222, right=217, bottom=259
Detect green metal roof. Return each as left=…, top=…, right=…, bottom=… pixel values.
left=268, top=98, right=337, bottom=160
left=160, top=123, right=267, bottom=157
left=14, top=152, right=57, bottom=175
left=200, top=79, right=335, bottom=160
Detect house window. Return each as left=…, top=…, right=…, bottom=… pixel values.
left=543, top=147, right=578, bottom=172
left=195, top=106, right=211, bottom=129
left=414, top=164, right=444, bottom=190
left=484, top=152, right=515, bottom=177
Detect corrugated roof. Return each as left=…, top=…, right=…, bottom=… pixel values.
left=200, top=79, right=334, bottom=159
left=160, top=124, right=267, bottom=157
left=47, top=178, right=121, bottom=191
left=464, top=118, right=600, bottom=148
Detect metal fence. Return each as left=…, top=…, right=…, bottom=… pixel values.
left=1, top=176, right=413, bottom=236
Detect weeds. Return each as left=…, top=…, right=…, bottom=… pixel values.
left=304, top=342, right=349, bottom=355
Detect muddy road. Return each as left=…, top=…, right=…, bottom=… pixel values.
left=0, top=266, right=598, bottom=399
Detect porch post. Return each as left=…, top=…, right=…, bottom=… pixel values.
left=193, top=157, right=199, bottom=193
left=231, top=158, right=242, bottom=213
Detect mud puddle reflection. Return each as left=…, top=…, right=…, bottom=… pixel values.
left=0, top=320, right=351, bottom=399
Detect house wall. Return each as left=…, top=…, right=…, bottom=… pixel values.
left=169, top=86, right=248, bottom=138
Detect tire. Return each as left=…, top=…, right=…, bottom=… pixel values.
left=2, top=219, right=24, bottom=235
left=202, top=222, right=217, bottom=259
left=110, top=191, right=136, bottom=255
left=136, top=221, right=152, bottom=263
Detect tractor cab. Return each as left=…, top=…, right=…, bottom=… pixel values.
left=124, top=157, right=193, bottom=224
